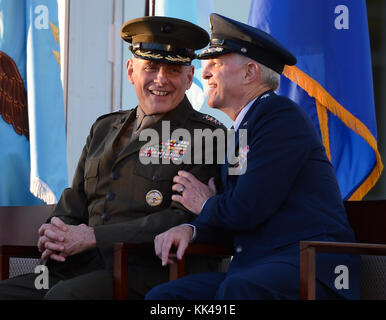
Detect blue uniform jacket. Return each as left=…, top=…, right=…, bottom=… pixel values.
left=192, top=91, right=360, bottom=299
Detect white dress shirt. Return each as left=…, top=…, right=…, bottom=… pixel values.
left=233, top=97, right=258, bottom=131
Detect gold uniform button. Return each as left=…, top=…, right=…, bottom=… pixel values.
left=146, top=190, right=163, bottom=206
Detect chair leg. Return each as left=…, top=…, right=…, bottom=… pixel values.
left=300, top=244, right=316, bottom=300
left=0, top=254, right=10, bottom=280
left=169, top=257, right=186, bottom=281
left=114, top=244, right=128, bottom=300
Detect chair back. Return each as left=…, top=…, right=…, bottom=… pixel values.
left=0, top=204, right=55, bottom=278
left=344, top=200, right=386, bottom=300
left=344, top=200, right=386, bottom=244
left=0, top=205, right=55, bottom=246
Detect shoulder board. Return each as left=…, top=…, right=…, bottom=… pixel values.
left=200, top=114, right=225, bottom=128
left=190, top=111, right=225, bottom=128
left=95, top=110, right=129, bottom=122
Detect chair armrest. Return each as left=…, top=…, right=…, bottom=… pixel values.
left=0, top=245, right=41, bottom=280
left=113, top=242, right=233, bottom=300
left=299, top=240, right=386, bottom=300
left=169, top=243, right=233, bottom=280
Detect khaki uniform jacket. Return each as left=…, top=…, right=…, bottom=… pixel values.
left=50, top=96, right=225, bottom=272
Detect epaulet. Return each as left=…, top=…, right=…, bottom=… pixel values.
left=197, top=113, right=225, bottom=128
left=95, top=110, right=127, bottom=122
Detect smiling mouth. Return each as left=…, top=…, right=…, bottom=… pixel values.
left=149, top=90, right=169, bottom=96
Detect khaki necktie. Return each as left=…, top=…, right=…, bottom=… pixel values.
left=115, top=106, right=164, bottom=154
left=135, top=106, right=164, bottom=133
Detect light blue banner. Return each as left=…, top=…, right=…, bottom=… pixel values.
left=0, top=0, right=68, bottom=205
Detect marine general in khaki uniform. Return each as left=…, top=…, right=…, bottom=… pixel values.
left=0, top=16, right=225, bottom=300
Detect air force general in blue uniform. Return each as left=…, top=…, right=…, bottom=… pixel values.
left=146, top=14, right=360, bottom=300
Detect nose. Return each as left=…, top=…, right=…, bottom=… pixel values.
left=202, top=62, right=212, bottom=80
left=154, top=67, right=168, bottom=86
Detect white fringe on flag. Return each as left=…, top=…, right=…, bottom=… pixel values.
left=30, top=177, right=57, bottom=204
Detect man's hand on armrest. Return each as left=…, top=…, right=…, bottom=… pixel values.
left=154, top=224, right=194, bottom=266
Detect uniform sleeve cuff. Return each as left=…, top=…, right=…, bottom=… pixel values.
left=201, top=199, right=208, bottom=212
left=181, top=223, right=196, bottom=242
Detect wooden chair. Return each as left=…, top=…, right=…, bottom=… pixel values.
left=114, top=200, right=386, bottom=300
left=300, top=200, right=386, bottom=300
left=113, top=242, right=233, bottom=300
left=3, top=200, right=383, bottom=300
left=0, top=205, right=54, bottom=280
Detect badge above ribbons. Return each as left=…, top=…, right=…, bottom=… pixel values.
left=248, top=0, right=383, bottom=200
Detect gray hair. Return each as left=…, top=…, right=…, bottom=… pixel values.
left=256, top=61, right=280, bottom=91
left=236, top=54, right=280, bottom=91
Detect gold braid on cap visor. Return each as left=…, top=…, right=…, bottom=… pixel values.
left=135, top=50, right=191, bottom=63
left=165, top=55, right=191, bottom=63
left=134, top=50, right=163, bottom=59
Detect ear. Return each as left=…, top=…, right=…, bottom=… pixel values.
left=126, top=59, right=135, bottom=84
left=243, top=62, right=259, bottom=84
left=185, top=65, right=194, bottom=90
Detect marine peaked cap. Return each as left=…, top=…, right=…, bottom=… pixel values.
left=121, top=16, right=209, bottom=66
left=198, top=13, right=297, bottom=74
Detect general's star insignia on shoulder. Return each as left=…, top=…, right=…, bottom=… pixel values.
left=202, top=114, right=222, bottom=126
